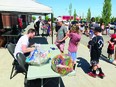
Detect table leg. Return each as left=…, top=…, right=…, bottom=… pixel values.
left=41, top=78, right=43, bottom=87
left=5, top=36, right=8, bottom=48
left=59, top=77, right=60, bottom=87
left=13, top=36, right=16, bottom=44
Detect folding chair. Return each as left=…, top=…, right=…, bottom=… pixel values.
left=7, top=43, right=25, bottom=79
left=16, top=53, right=28, bottom=87
left=16, top=52, right=28, bottom=73
left=7, top=43, right=18, bottom=79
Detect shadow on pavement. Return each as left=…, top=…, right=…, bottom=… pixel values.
left=100, top=54, right=111, bottom=63
left=77, top=57, right=90, bottom=73
left=26, top=77, right=65, bottom=87
left=100, top=54, right=116, bottom=66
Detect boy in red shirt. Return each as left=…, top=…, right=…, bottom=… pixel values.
left=107, top=38, right=115, bottom=62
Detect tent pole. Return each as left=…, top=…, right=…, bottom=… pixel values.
left=44, top=14, right=47, bottom=20
left=51, top=13, right=53, bottom=44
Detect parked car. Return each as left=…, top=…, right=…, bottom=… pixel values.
left=109, top=22, right=116, bottom=29
left=114, top=25, right=116, bottom=33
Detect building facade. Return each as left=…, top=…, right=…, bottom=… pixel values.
left=0, top=13, right=32, bottom=30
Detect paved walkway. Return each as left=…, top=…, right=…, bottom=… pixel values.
left=0, top=23, right=116, bottom=87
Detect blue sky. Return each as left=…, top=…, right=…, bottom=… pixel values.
left=36, top=0, right=116, bottom=18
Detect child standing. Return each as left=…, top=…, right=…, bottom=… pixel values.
left=67, top=25, right=81, bottom=71
left=109, top=34, right=116, bottom=64
left=88, top=27, right=105, bottom=79
left=107, top=38, right=115, bottom=62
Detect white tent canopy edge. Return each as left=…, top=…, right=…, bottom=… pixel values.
left=0, top=0, right=52, bottom=14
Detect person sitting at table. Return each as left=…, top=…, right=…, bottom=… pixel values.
left=14, top=28, right=36, bottom=58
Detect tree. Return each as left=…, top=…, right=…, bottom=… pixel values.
left=69, top=3, right=72, bottom=21
left=102, top=0, right=112, bottom=25
left=87, top=8, right=91, bottom=22
left=73, top=9, right=77, bottom=21
left=99, top=18, right=104, bottom=25
left=32, top=16, right=36, bottom=22
left=95, top=16, right=101, bottom=23
left=114, top=18, right=116, bottom=22
left=111, top=17, right=116, bottom=22
left=45, top=15, right=49, bottom=21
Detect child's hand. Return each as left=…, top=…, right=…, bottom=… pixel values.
left=57, top=40, right=63, bottom=43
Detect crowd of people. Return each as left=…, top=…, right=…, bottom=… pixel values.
left=54, top=18, right=106, bottom=78
left=34, top=16, right=51, bottom=36
left=56, top=19, right=116, bottom=78
left=13, top=16, right=116, bottom=79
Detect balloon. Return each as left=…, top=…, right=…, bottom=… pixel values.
left=51, top=54, right=73, bottom=76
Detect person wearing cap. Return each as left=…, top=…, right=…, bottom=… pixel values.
left=89, top=23, right=100, bottom=40
left=87, top=27, right=105, bottom=78
left=55, top=18, right=68, bottom=53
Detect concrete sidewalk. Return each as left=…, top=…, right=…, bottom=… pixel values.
left=60, top=37, right=116, bottom=87
left=62, top=43, right=116, bottom=87
left=0, top=37, right=116, bottom=87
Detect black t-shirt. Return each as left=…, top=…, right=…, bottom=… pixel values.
left=36, top=20, right=40, bottom=28
left=89, top=36, right=104, bottom=60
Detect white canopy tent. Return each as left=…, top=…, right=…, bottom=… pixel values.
left=0, top=0, right=54, bottom=43
left=0, top=0, right=52, bottom=15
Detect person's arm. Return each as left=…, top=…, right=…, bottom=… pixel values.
left=108, top=41, right=114, bottom=46
left=62, top=31, right=69, bottom=40
left=21, top=44, right=35, bottom=53
left=88, top=37, right=96, bottom=46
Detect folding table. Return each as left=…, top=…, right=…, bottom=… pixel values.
left=26, top=44, right=61, bottom=87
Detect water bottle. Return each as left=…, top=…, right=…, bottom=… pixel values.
left=34, top=43, right=41, bottom=50
left=34, top=49, right=38, bottom=57
left=34, top=49, right=39, bottom=63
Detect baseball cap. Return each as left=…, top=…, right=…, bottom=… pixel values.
left=57, top=17, right=63, bottom=22
left=91, top=23, right=100, bottom=29
left=94, top=27, right=102, bottom=32
left=110, top=34, right=116, bottom=39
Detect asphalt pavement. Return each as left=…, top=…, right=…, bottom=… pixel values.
left=0, top=24, right=116, bottom=87
left=80, top=30, right=114, bottom=58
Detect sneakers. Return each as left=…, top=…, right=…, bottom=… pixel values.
left=88, top=72, right=105, bottom=79
left=88, top=72, right=96, bottom=78
left=109, top=58, right=114, bottom=63
left=97, top=73, right=105, bottom=79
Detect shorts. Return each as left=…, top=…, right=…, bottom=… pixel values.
left=90, top=60, right=99, bottom=65
left=107, top=49, right=114, bottom=54
left=56, top=42, right=65, bottom=52
left=68, top=51, right=77, bottom=61
left=90, top=52, right=100, bottom=65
